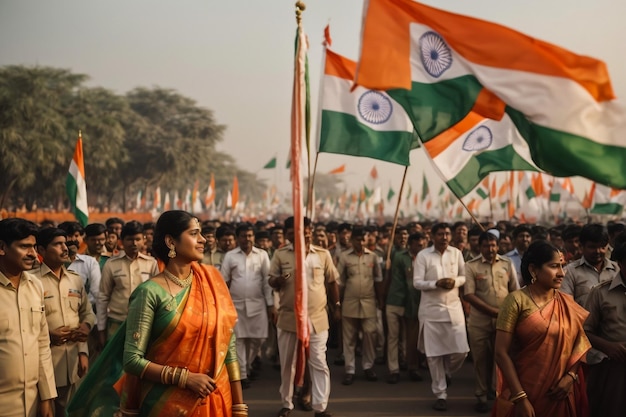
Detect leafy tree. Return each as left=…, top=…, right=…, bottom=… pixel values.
left=0, top=66, right=85, bottom=207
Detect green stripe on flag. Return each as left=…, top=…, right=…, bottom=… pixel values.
left=476, top=188, right=488, bottom=200
left=319, top=111, right=418, bottom=165
left=389, top=75, right=483, bottom=141
left=507, top=107, right=626, bottom=189
left=445, top=145, right=537, bottom=197
left=65, top=174, right=88, bottom=226
left=590, top=203, right=624, bottom=215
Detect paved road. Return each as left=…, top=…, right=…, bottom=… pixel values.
left=244, top=348, right=490, bottom=417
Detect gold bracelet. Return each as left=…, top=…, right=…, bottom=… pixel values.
left=167, top=366, right=175, bottom=384
left=178, top=368, right=189, bottom=389
left=160, top=366, right=169, bottom=385
left=232, top=404, right=249, bottom=411
left=567, top=371, right=578, bottom=383
left=510, top=391, right=528, bottom=404
left=172, top=367, right=181, bottom=386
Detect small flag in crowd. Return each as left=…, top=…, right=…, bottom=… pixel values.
left=65, top=131, right=89, bottom=226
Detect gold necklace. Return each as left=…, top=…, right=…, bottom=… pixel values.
left=163, top=276, right=177, bottom=311
left=164, top=269, right=193, bottom=288
left=527, top=286, right=555, bottom=319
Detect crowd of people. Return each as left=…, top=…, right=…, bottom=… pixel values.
left=1, top=212, right=625, bottom=417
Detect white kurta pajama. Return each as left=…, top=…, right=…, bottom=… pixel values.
left=221, top=246, right=273, bottom=379
left=413, top=245, right=469, bottom=399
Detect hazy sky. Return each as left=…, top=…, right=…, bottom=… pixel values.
left=1, top=0, right=624, bottom=203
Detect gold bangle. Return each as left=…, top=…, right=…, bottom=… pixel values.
left=167, top=366, right=175, bottom=384
left=178, top=368, right=189, bottom=389
left=566, top=371, right=578, bottom=382
left=511, top=391, right=528, bottom=404
left=160, top=366, right=169, bottom=385
left=232, top=404, right=249, bottom=411
left=172, top=367, right=181, bottom=386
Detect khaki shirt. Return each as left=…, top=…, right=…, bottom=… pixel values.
left=584, top=272, right=626, bottom=364
left=269, top=244, right=338, bottom=333
left=202, top=248, right=225, bottom=271
left=0, top=270, right=57, bottom=417
left=96, top=252, right=159, bottom=330
left=34, top=264, right=95, bottom=387
left=337, top=248, right=382, bottom=319
left=563, top=256, right=619, bottom=306
left=464, top=255, right=519, bottom=327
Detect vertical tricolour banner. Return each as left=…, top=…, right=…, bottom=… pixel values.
left=291, top=14, right=310, bottom=387
left=66, top=132, right=89, bottom=227
left=356, top=0, right=626, bottom=191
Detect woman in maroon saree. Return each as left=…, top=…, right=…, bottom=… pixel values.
left=494, top=241, right=590, bottom=417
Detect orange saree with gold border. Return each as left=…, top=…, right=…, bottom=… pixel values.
left=495, top=291, right=590, bottom=417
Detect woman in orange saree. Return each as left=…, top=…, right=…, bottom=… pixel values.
left=493, top=241, right=590, bottom=417
left=68, top=211, right=246, bottom=417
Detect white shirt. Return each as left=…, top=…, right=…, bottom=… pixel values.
left=221, top=246, right=272, bottom=338
left=413, top=245, right=466, bottom=324
left=68, top=253, right=101, bottom=308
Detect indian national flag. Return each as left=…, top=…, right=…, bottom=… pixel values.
left=66, top=133, right=89, bottom=226
left=319, top=49, right=418, bottom=166
left=590, top=184, right=626, bottom=215
left=205, top=174, right=216, bottom=207
left=474, top=177, right=490, bottom=200
left=356, top=0, right=626, bottom=190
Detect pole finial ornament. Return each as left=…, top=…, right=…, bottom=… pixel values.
left=295, top=1, right=306, bottom=25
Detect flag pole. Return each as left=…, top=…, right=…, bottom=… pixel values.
left=456, top=194, right=485, bottom=231
left=487, top=174, right=494, bottom=222
left=307, top=151, right=319, bottom=219
left=384, top=166, right=408, bottom=270
left=418, top=146, right=485, bottom=230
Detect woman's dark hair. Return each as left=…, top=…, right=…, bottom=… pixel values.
left=152, top=210, right=196, bottom=264
left=520, top=240, right=561, bottom=285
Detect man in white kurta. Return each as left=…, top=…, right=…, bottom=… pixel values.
left=413, top=222, right=469, bottom=412
left=221, top=224, right=273, bottom=385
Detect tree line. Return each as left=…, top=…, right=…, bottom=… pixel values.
left=0, top=65, right=265, bottom=212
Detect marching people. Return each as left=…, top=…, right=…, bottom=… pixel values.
left=384, top=232, right=428, bottom=384
left=33, top=227, right=95, bottom=417
left=221, top=223, right=274, bottom=389
left=584, top=241, right=626, bottom=417
left=413, top=222, right=469, bottom=412
left=269, top=216, right=340, bottom=417
left=464, top=231, right=519, bottom=412
left=337, top=227, right=383, bottom=385
left=96, top=220, right=159, bottom=346
left=0, top=218, right=57, bottom=417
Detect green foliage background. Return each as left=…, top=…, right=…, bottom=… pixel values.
left=0, top=65, right=266, bottom=211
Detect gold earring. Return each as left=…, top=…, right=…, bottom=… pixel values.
left=168, top=246, right=176, bottom=259
left=531, top=274, right=537, bottom=284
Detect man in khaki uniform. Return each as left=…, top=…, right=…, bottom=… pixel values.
left=464, top=231, right=518, bottom=413
left=96, top=221, right=159, bottom=345
left=0, top=218, right=56, bottom=417
left=201, top=225, right=225, bottom=271
left=34, top=228, right=95, bottom=417
left=337, top=227, right=383, bottom=385
left=269, top=216, right=340, bottom=417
